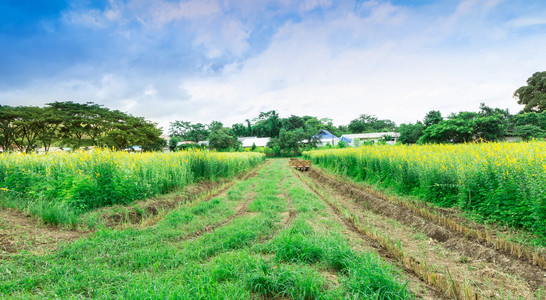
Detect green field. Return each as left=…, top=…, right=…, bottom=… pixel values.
left=1, top=147, right=544, bottom=299
left=0, top=159, right=411, bottom=299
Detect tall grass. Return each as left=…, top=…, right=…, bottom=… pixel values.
left=0, top=149, right=264, bottom=224
left=304, top=141, right=546, bottom=236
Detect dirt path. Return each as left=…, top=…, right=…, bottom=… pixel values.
left=0, top=208, right=85, bottom=258
left=292, top=165, right=546, bottom=299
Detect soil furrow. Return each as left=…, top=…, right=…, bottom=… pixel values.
left=290, top=168, right=445, bottom=299
left=187, top=192, right=254, bottom=240
left=308, top=167, right=546, bottom=293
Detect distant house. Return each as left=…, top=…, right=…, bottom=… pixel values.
left=238, top=137, right=270, bottom=149
left=340, top=132, right=400, bottom=146
left=314, top=129, right=340, bottom=147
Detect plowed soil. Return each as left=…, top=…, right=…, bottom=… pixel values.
left=297, top=166, right=546, bottom=299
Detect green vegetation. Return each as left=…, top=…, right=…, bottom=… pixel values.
left=304, top=141, right=546, bottom=237
left=0, top=101, right=165, bottom=153
left=0, top=149, right=264, bottom=226
left=0, top=159, right=412, bottom=299
left=514, top=71, right=546, bottom=112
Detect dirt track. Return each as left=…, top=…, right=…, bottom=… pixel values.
left=294, top=165, right=546, bottom=299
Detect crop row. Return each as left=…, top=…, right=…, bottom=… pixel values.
left=304, top=141, right=546, bottom=236
left=0, top=149, right=264, bottom=224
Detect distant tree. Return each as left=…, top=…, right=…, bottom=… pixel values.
left=267, top=128, right=308, bottom=156
left=473, top=103, right=509, bottom=141
left=208, top=120, right=224, bottom=132
left=168, top=137, right=179, bottom=151
left=512, top=111, right=546, bottom=130
left=231, top=123, right=248, bottom=137
left=281, top=115, right=305, bottom=130
left=348, top=114, right=395, bottom=133
left=418, top=114, right=474, bottom=144
left=209, top=127, right=240, bottom=150
left=423, top=110, right=443, bottom=128
left=253, top=110, right=281, bottom=138
left=397, top=122, right=424, bottom=144
left=10, top=106, right=50, bottom=153
left=514, top=71, right=546, bottom=112
left=513, top=125, right=545, bottom=141
left=169, top=121, right=209, bottom=142
left=0, top=105, right=17, bottom=151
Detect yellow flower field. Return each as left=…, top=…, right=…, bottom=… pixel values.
left=304, top=141, right=546, bottom=235
left=0, top=149, right=264, bottom=224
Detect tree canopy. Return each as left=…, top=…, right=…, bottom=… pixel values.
left=514, top=71, right=546, bottom=112
left=0, top=102, right=164, bottom=153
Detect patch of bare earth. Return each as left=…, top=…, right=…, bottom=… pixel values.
left=304, top=167, right=545, bottom=299
left=0, top=208, right=85, bottom=258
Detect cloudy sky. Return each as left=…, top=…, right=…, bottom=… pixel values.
left=1, top=0, right=545, bottom=133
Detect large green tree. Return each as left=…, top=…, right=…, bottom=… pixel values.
left=0, top=102, right=163, bottom=152
left=397, top=122, right=424, bottom=144
left=348, top=114, right=395, bottom=133
left=209, top=127, right=240, bottom=150
left=514, top=71, right=546, bottom=112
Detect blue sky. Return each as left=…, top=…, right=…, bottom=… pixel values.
left=1, top=0, right=546, bottom=133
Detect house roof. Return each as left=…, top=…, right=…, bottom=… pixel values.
left=314, top=129, right=338, bottom=139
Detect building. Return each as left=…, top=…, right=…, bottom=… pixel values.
left=238, top=137, right=270, bottom=149
left=314, top=129, right=340, bottom=147
left=340, top=132, right=400, bottom=146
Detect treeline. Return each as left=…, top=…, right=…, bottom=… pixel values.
left=0, top=102, right=164, bottom=153
left=398, top=103, right=546, bottom=144
left=171, top=102, right=546, bottom=156
left=169, top=111, right=395, bottom=155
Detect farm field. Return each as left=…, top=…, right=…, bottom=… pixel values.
left=0, top=149, right=264, bottom=226
left=1, top=158, right=545, bottom=299
left=304, top=141, right=546, bottom=238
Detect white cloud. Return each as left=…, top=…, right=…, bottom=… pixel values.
left=4, top=0, right=546, bottom=134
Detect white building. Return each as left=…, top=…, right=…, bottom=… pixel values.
left=237, top=137, right=270, bottom=148
left=341, top=132, right=400, bottom=146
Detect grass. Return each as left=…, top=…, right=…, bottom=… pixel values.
left=0, top=159, right=413, bottom=299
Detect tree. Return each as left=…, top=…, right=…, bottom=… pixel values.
left=253, top=110, right=281, bottom=138
left=473, top=103, right=508, bottom=141
left=423, top=110, right=443, bottom=128
left=398, top=122, right=424, bottom=144
left=209, top=128, right=240, bottom=150
left=231, top=123, right=248, bottom=137
left=348, top=114, right=395, bottom=133
left=418, top=114, right=474, bottom=144
left=0, top=105, right=17, bottom=152
left=513, top=125, right=545, bottom=141
left=514, top=71, right=546, bottom=112
left=267, top=128, right=308, bottom=156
